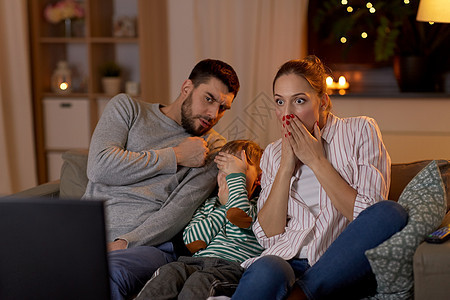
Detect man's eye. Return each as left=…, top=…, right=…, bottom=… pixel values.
left=205, top=96, right=213, bottom=102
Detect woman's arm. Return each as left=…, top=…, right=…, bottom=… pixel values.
left=287, top=116, right=389, bottom=221
left=257, top=135, right=298, bottom=237
left=288, top=117, right=357, bottom=220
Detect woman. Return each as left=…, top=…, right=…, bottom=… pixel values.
left=231, top=56, right=408, bottom=300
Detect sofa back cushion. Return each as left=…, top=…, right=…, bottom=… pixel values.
left=58, top=149, right=450, bottom=211
left=390, top=160, right=450, bottom=212
left=60, top=149, right=89, bottom=199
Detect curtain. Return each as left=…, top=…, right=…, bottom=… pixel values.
left=0, top=0, right=37, bottom=194
left=168, top=0, right=309, bottom=148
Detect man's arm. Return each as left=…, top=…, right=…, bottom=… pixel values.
left=118, top=157, right=220, bottom=247
left=114, top=132, right=226, bottom=248
left=86, top=94, right=178, bottom=185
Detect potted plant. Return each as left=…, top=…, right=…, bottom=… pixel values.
left=100, top=61, right=122, bottom=95
left=311, top=0, right=450, bottom=92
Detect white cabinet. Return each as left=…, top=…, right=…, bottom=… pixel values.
left=43, top=98, right=91, bottom=149
left=43, top=97, right=91, bottom=181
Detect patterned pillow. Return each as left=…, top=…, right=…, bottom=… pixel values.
left=365, top=160, right=447, bottom=300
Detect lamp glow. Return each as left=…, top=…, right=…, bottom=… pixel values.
left=347, top=6, right=353, bottom=13
left=417, top=0, right=450, bottom=23
left=59, top=82, right=69, bottom=90
left=340, top=37, right=347, bottom=43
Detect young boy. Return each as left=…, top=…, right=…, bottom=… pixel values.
left=134, top=140, right=264, bottom=299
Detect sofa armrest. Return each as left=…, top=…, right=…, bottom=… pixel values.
left=413, top=239, right=450, bottom=300
left=11, top=180, right=60, bottom=198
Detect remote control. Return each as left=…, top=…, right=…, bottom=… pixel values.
left=425, top=225, right=450, bottom=244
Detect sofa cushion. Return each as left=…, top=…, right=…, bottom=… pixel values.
left=60, top=149, right=89, bottom=199
left=390, top=160, right=450, bottom=209
left=365, top=160, right=447, bottom=299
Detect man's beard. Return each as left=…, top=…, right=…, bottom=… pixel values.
left=181, top=92, right=212, bottom=136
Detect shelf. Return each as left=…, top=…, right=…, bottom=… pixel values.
left=40, top=37, right=87, bottom=44
left=43, top=93, right=89, bottom=98
left=90, top=37, right=139, bottom=43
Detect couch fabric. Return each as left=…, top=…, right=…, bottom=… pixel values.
left=11, top=150, right=450, bottom=300
left=365, top=161, right=447, bottom=299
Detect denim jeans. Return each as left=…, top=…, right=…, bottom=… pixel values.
left=108, top=242, right=177, bottom=300
left=232, top=200, right=408, bottom=300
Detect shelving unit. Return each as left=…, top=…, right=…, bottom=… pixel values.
left=28, top=0, right=169, bottom=183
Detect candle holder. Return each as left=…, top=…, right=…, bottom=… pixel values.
left=51, top=61, right=72, bottom=94
left=326, top=76, right=350, bottom=95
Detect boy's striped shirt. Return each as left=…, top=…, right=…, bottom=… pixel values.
left=183, top=173, right=264, bottom=263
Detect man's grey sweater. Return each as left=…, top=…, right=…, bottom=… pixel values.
left=82, top=94, right=226, bottom=247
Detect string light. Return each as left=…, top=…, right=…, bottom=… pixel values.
left=404, top=0, right=410, bottom=4
left=361, top=32, right=368, bottom=38
left=369, top=7, right=376, bottom=13
left=347, top=6, right=353, bottom=12
left=341, top=0, right=348, bottom=5
left=340, top=37, right=347, bottom=43
left=366, top=2, right=373, bottom=8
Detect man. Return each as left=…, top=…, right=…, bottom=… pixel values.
left=82, top=59, right=240, bottom=300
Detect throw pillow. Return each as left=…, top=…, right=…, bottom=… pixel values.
left=365, top=160, right=447, bottom=300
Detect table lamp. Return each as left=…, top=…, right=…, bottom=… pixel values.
left=417, top=0, right=450, bottom=23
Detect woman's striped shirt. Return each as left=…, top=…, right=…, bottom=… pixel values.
left=242, top=113, right=391, bottom=268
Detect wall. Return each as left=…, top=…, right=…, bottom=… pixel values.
left=332, top=96, right=450, bottom=163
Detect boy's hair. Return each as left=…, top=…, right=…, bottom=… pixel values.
left=188, top=59, right=240, bottom=98
left=220, top=140, right=263, bottom=174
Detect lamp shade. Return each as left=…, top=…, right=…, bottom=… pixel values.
left=416, top=0, right=450, bottom=23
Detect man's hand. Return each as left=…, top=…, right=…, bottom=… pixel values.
left=173, top=137, right=209, bottom=167
left=107, top=239, right=128, bottom=252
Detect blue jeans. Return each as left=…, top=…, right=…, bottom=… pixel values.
left=232, top=200, right=408, bottom=300
left=108, top=242, right=177, bottom=300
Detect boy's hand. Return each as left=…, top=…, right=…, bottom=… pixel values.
left=217, top=171, right=229, bottom=205
left=214, top=150, right=247, bottom=175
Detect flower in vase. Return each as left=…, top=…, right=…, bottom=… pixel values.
left=44, top=0, right=84, bottom=24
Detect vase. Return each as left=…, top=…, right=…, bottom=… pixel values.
left=64, top=18, right=72, bottom=37
left=393, top=55, right=436, bottom=93
left=102, top=77, right=121, bottom=95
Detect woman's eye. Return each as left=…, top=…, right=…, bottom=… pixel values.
left=275, top=99, right=284, bottom=105
left=295, top=98, right=305, bottom=104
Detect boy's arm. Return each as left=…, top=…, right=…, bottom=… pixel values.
left=182, top=197, right=227, bottom=254
left=225, top=173, right=258, bottom=229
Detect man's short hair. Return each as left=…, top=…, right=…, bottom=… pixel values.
left=188, top=59, right=240, bottom=98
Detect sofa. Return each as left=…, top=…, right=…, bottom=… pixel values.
left=12, top=149, right=450, bottom=299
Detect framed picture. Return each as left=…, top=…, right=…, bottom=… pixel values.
left=113, top=16, right=136, bottom=38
